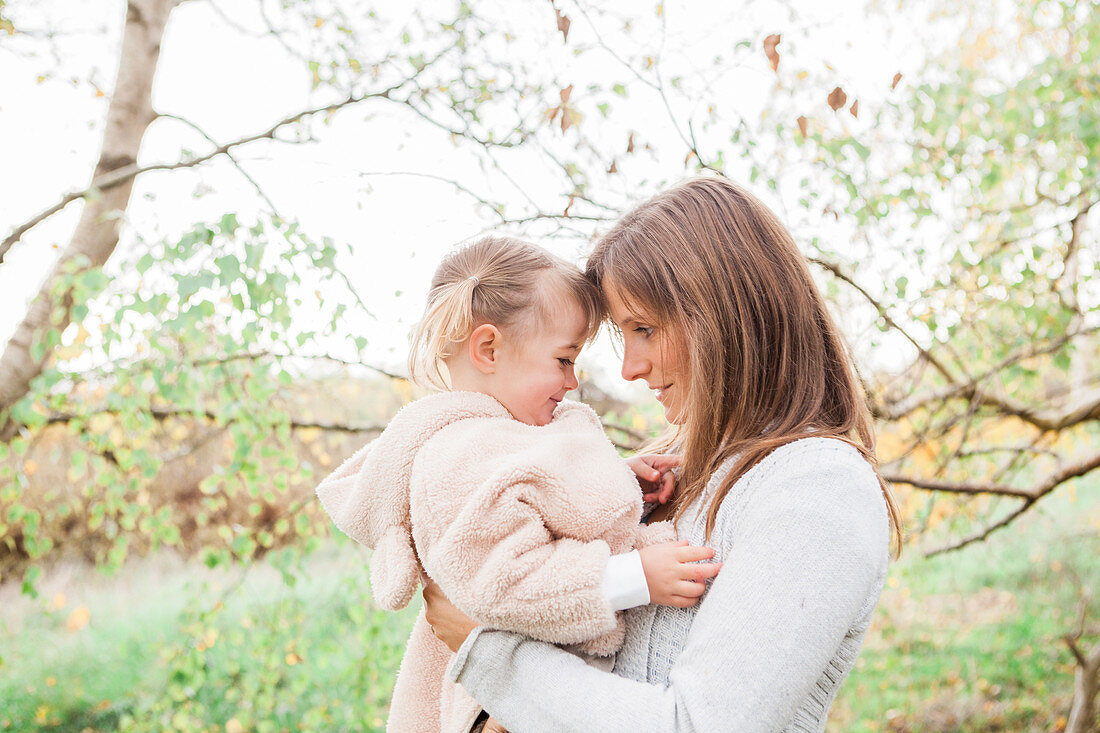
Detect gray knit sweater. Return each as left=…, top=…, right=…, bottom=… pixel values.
left=446, top=437, right=890, bottom=732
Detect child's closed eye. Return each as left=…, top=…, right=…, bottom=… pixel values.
left=558, top=357, right=575, bottom=366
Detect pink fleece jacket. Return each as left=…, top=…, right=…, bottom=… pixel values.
left=315, top=391, right=673, bottom=733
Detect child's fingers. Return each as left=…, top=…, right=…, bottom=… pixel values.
left=667, top=594, right=701, bottom=608
left=650, top=453, right=683, bottom=470
left=681, top=562, right=722, bottom=582
left=657, top=473, right=675, bottom=504
left=672, top=580, right=707, bottom=598
left=675, top=544, right=715, bottom=562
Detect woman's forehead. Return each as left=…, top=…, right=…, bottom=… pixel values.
left=602, top=280, right=656, bottom=325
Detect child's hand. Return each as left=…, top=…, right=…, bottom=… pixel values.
left=639, top=540, right=721, bottom=608
left=481, top=717, right=508, bottom=733
left=627, top=453, right=682, bottom=504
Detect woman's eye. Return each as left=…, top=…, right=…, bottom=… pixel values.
left=634, top=326, right=653, bottom=337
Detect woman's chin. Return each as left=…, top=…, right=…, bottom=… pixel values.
left=661, top=405, right=684, bottom=425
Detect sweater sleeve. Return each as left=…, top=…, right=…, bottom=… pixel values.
left=416, top=478, right=620, bottom=647
left=447, top=453, right=889, bottom=732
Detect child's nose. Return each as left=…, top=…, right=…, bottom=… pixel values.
left=565, top=367, right=579, bottom=391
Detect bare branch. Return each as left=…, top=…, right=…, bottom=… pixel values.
left=0, top=55, right=447, bottom=264
left=922, top=448, right=1100, bottom=556
left=158, top=112, right=282, bottom=216
left=878, top=325, right=1100, bottom=422
left=883, top=474, right=1034, bottom=498
left=808, top=256, right=959, bottom=384
left=44, top=404, right=387, bottom=434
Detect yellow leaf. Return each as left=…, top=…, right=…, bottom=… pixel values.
left=35, top=708, right=48, bottom=725
left=52, top=593, right=66, bottom=610
left=45, top=677, right=56, bottom=687
left=66, top=605, right=90, bottom=632
left=313, top=17, right=324, bottom=28
left=285, top=653, right=301, bottom=665
left=226, top=719, right=244, bottom=733
left=298, top=427, right=320, bottom=445
left=23, top=460, right=37, bottom=476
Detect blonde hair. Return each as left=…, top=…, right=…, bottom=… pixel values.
left=409, top=235, right=602, bottom=389
left=586, top=177, right=903, bottom=555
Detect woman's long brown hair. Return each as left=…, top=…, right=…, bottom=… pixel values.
left=586, top=177, right=903, bottom=554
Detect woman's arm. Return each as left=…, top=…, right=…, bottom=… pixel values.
left=440, top=457, right=890, bottom=732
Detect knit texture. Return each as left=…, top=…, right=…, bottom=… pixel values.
left=315, top=391, right=675, bottom=733
left=448, top=437, right=891, bottom=732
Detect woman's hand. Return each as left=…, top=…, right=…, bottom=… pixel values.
left=627, top=453, right=682, bottom=504
left=639, top=541, right=721, bottom=608
left=422, top=580, right=478, bottom=653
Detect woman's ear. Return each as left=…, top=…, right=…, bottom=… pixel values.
left=468, top=323, right=501, bottom=374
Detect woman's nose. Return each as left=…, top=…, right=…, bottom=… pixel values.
left=620, top=342, right=647, bottom=382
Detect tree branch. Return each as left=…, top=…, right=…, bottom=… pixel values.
left=922, top=448, right=1100, bottom=556
left=1, top=78, right=417, bottom=264
left=808, top=256, right=959, bottom=384
left=44, top=405, right=388, bottom=434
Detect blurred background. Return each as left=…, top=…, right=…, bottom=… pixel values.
left=1, top=0, right=1097, bottom=730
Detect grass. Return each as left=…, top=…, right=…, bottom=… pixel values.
left=0, top=543, right=416, bottom=732
left=829, top=481, right=1100, bottom=732
left=2, top=484, right=1098, bottom=731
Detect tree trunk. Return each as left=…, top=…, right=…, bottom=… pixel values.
left=0, top=0, right=181, bottom=422
left=1066, top=639, right=1100, bottom=733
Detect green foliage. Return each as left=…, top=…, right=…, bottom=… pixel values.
left=1, top=213, right=364, bottom=591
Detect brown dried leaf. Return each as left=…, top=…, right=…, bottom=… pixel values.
left=608, top=160, right=618, bottom=174
left=892, top=72, right=902, bottom=90
left=626, top=132, right=636, bottom=154
left=827, top=86, right=847, bottom=111
left=763, top=34, right=781, bottom=73
left=797, top=115, right=808, bottom=137
left=560, top=85, right=573, bottom=104
left=560, top=106, right=582, bottom=132
left=849, top=99, right=859, bottom=118
left=555, top=8, right=571, bottom=43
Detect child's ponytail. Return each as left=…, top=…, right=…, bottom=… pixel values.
left=407, top=236, right=602, bottom=390
left=408, top=274, right=481, bottom=389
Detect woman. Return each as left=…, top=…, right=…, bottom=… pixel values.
left=423, top=177, right=903, bottom=731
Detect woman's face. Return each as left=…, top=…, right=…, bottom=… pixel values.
left=603, top=284, right=690, bottom=424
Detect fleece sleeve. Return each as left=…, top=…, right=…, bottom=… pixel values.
left=416, top=479, right=620, bottom=647
left=447, top=454, right=890, bottom=732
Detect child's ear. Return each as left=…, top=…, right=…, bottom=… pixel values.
left=468, top=324, right=501, bottom=374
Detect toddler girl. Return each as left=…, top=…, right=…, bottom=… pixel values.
left=315, top=236, right=719, bottom=733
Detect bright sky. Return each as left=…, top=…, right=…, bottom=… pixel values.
left=1, top=0, right=937, bottom=397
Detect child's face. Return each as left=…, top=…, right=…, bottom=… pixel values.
left=490, top=298, right=587, bottom=426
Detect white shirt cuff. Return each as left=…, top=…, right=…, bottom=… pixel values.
left=601, top=550, right=650, bottom=611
